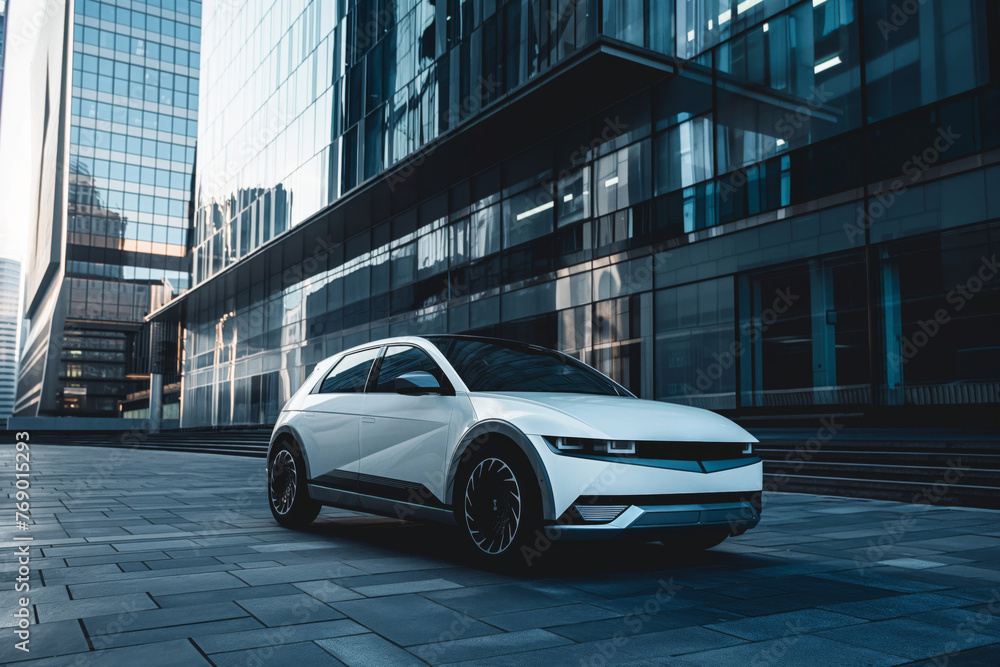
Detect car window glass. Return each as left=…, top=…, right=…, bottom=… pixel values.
left=319, top=347, right=380, bottom=393
left=373, top=345, right=444, bottom=392
left=427, top=337, right=626, bottom=396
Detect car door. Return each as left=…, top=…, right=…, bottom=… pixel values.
left=359, top=344, right=458, bottom=502
left=297, top=346, right=381, bottom=490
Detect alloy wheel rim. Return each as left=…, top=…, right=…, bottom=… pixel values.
left=270, top=450, right=297, bottom=515
left=464, top=457, right=522, bottom=554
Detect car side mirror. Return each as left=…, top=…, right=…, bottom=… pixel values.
left=394, top=371, right=442, bottom=396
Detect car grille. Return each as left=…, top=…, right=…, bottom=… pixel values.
left=635, top=442, right=751, bottom=461
left=574, top=505, right=629, bottom=522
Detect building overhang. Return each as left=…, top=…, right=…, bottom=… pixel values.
left=148, top=38, right=674, bottom=325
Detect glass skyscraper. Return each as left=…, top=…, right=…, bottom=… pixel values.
left=0, top=258, right=20, bottom=420
left=17, top=0, right=200, bottom=417
left=147, top=0, right=999, bottom=428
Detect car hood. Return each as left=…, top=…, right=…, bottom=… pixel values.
left=468, top=392, right=756, bottom=443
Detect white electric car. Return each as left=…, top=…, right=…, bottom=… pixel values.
left=267, top=335, right=762, bottom=564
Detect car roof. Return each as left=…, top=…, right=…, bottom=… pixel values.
left=337, top=334, right=552, bottom=357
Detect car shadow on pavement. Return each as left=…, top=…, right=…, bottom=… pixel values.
left=297, top=513, right=760, bottom=578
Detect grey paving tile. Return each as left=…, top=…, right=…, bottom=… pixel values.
left=820, top=592, right=974, bottom=620
left=230, top=561, right=365, bottom=585
left=817, top=618, right=999, bottom=660
left=36, top=592, right=159, bottom=623
left=907, top=608, right=1000, bottom=639
left=210, top=641, right=347, bottom=666
left=64, top=551, right=171, bottom=566
left=480, top=603, right=622, bottom=632
left=334, top=594, right=502, bottom=646
left=705, top=608, right=863, bottom=641
left=411, top=628, right=572, bottom=664
left=425, top=584, right=569, bottom=617
left=6, top=638, right=211, bottom=667
left=441, top=626, right=744, bottom=666
left=194, top=619, right=368, bottom=653
left=83, top=601, right=249, bottom=636
left=293, top=580, right=365, bottom=602
left=352, top=577, right=463, bottom=597
left=666, top=635, right=906, bottom=666
left=69, top=571, right=248, bottom=599
left=317, top=633, right=427, bottom=667
left=0, top=620, right=89, bottom=664
left=92, top=617, right=263, bottom=650
left=236, top=593, right=344, bottom=626
left=152, top=583, right=302, bottom=608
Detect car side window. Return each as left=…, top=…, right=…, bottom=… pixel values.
left=373, top=345, right=446, bottom=393
left=319, top=347, right=380, bottom=393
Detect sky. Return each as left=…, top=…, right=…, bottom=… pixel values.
left=0, top=0, right=41, bottom=265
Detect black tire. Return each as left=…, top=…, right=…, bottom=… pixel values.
left=454, top=442, right=542, bottom=568
left=268, top=440, right=321, bottom=528
left=660, top=528, right=729, bottom=552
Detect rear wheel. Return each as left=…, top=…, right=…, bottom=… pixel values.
left=455, top=442, right=541, bottom=567
left=268, top=441, right=321, bottom=528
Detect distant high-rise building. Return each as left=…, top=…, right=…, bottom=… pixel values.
left=0, top=258, right=20, bottom=419
left=16, top=0, right=200, bottom=417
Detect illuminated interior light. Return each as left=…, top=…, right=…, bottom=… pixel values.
left=563, top=193, right=573, bottom=202
left=763, top=22, right=769, bottom=32
left=737, top=0, right=764, bottom=13
left=515, top=201, right=554, bottom=221
left=604, top=176, right=619, bottom=187
left=687, top=30, right=695, bottom=42
left=719, top=10, right=732, bottom=24
left=814, top=55, right=842, bottom=74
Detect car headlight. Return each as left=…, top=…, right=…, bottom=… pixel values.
left=545, top=437, right=637, bottom=456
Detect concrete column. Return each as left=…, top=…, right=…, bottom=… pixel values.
left=150, top=373, right=164, bottom=434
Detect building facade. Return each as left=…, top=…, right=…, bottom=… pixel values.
left=150, top=0, right=1000, bottom=428
left=0, top=258, right=20, bottom=419
left=0, top=0, right=7, bottom=114
left=16, top=0, right=200, bottom=417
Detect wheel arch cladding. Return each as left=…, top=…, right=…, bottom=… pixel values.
left=447, top=420, right=556, bottom=521
left=269, top=424, right=313, bottom=480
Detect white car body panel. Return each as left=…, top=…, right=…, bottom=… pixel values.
left=359, top=392, right=476, bottom=500
left=467, top=392, right=757, bottom=442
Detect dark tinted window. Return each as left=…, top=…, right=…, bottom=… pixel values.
left=427, top=337, right=629, bottom=396
left=373, top=345, right=445, bottom=392
left=319, top=347, right=380, bottom=393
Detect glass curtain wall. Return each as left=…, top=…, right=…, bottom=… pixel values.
left=180, top=0, right=1000, bottom=426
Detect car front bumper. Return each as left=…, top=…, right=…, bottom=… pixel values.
left=545, top=497, right=761, bottom=540
left=526, top=434, right=763, bottom=539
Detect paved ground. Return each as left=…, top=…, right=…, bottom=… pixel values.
left=2, top=445, right=1000, bottom=666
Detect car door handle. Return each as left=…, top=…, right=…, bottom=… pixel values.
left=361, top=417, right=376, bottom=423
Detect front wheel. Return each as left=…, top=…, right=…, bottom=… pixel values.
left=268, top=441, right=321, bottom=528
left=455, top=443, right=541, bottom=567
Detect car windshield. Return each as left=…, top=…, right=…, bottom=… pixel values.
left=426, top=337, right=630, bottom=396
